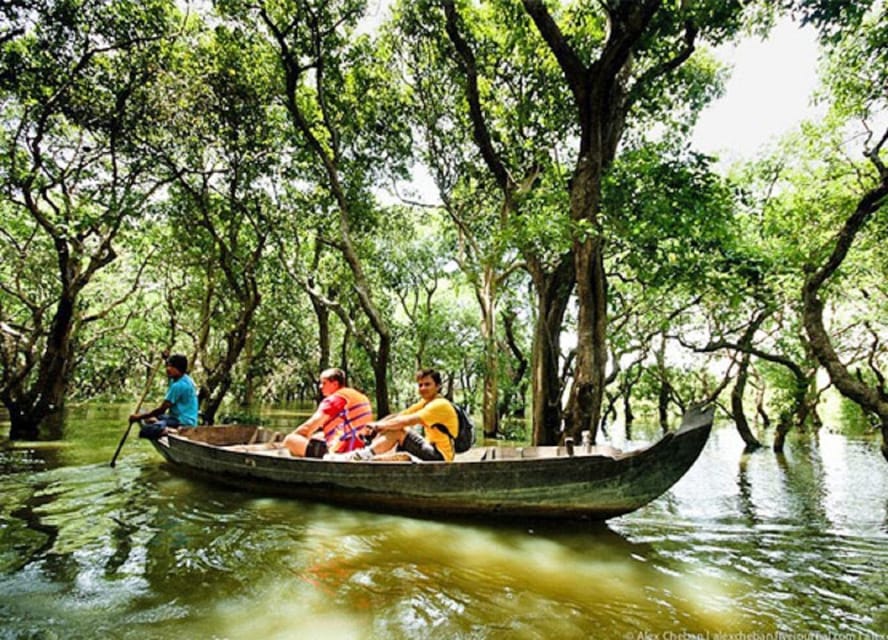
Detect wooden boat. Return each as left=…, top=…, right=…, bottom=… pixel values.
left=150, top=405, right=714, bottom=520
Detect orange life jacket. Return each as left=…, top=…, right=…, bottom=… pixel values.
left=322, top=387, right=373, bottom=453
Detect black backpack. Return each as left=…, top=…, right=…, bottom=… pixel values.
left=431, top=402, right=475, bottom=454
left=449, top=402, right=475, bottom=453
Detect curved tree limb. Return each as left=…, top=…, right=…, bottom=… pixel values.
left=802, top=130, right=888, bottom=461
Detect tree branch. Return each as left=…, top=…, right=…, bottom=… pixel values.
left=442, top=1, right=513, bottom=192
left=626, top=19, right=698, bottom=110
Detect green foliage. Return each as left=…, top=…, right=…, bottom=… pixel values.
left=603, top=144, right=743, bottom=295
left=633, top=358, right=717, bottom=421
left=513, top=171, right=574, bottom=267
left=2, top=0, right=886, bottom=445
left=756, top=359, right=800, bottom=418
left=838, top=393, right=876, bottom=436
left=215, top=410, right=267, bottom=426
left=0, top=0, right=183, bottom=423
left=789, top=0, right=877, bottom=42
left=817, top=5, right=887, bottom=120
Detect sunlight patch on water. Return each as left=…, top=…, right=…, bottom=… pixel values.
left=128, top=513, right=753, bottom=638
left=208, top=579, right=372, bottom=640
left=245, top=513, right=757, bottom=636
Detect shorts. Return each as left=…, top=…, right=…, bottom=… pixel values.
left=138, top=415, right=180, bottom=439
left=305, top=438, right=328, bottom=459
left=399, top=430, right=444, bottom=461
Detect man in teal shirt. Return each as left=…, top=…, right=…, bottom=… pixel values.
left=130, top=353, right=199, bottom=438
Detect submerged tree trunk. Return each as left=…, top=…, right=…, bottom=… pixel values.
left=624, top=392, right=634, bottom=440
left=174, top=170, right=269, bottom=424
left=262, top=6, right=393, bottom=418
left=1, top=0, right=167, bottom=439
left=655, top=336, right=671, bottom=433
left=201, top=318, right=257, bottom=424
left=732, top=351, right=763, bottom=452
left=801, top=154, right=888, bottom=462
left=5, top=291, right=76, bottom=439
left=201, top=290, right=262, bottom=425
left=2, top=237, right=97, bottom=439
left=731, top=311, right=765, bottom=451
left=440, top=4, right=549, bottom=439
left=773, top=410, right=793, bottom=454
left=5, top=381, right=65, bottom=441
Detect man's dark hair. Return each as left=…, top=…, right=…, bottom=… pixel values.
left=320, top=367, right=346, bottom=387
left=167, top=353, right=188, bottom=373
left=415, top=368, right=441, bottom=386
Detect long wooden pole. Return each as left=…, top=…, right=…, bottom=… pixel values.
left=110, top=355, right=165, bottom=468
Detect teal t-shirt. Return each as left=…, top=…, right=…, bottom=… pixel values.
left=165, top=374, right=199, bottom=426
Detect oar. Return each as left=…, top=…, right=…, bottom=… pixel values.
left=110, top=355, right=164, bottom=468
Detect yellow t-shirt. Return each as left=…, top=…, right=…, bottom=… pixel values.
left=402, top=397, right=458, bottom=461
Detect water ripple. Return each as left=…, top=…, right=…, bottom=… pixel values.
left=1, top=423, right=887, bottom=638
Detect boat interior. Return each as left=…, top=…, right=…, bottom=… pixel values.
left=171, top=424, right=625, bottom=461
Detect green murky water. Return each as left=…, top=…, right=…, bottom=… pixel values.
left=1, top=404, right=886, bottom=639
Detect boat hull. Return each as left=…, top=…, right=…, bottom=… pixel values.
left=150, top=406, right=713, bottom=520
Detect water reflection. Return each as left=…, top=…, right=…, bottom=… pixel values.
left=736, top=454, right=759, bottom=527
left=621, top=428, right=888, bottom=638
left=1, top=406, right=887, bottom=639
left=5, top=481, right=60, bottom=573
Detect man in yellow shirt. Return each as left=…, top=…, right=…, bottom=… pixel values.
left=359, top=368, right=458, bottom=462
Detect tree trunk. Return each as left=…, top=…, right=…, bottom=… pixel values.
left=755, top=377, right=771, bottom=430
left=802, top=175, right=888, bottom=462
left=4, top=287, right=78, bottom=440
left=528, top=255, right=574, bottom=445
left=307, top=241, right=331, bottom=373
left=657, top=381, right=670, bottom=434
left=882, top=423, right=888, bottom=463
left=569, top=169, right=608, bottom=442
left=339, top=321, right=352, bottom=380
left=241, top=332, right=255, bottom=408
left=521, top=1, right=660, bottom=442
left=792, top=377, right=812, bottom=432
left=655, top=336, right=670, bottom=433
left=478, top=266, right=499, bottom=437
left=732, top=351, right=763, bottom=451
left=1, top=3, right=158, bottom=441
left=501, top=310, right=528, bottom=419
left=622, top=366, right=640, bottom=436
left=7, top=402, right=44, bottom=441
left=201, top=291, right=261, bottom=425
left=371, top=335, right=391, bottom=418
left=796, top=339, right=822, bottom=431
left=730, top=310, right=766, bottom=450
left=773, top=412, right=792, bottom=454
left=267, top=8, right=393, bottom=420
left=310, top=290, right=331, bottom=372
left=623, top=392, right=634, bottom=440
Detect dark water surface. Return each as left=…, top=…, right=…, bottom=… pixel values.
left=1, top=404, right=886, bottom=639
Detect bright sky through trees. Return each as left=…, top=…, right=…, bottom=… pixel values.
left=692, top=19, right=821, bottom=163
